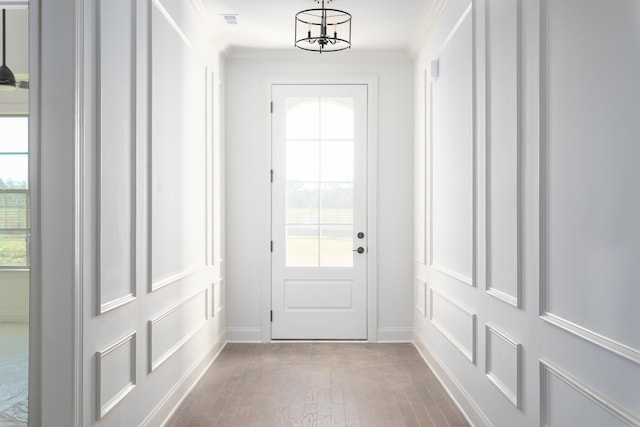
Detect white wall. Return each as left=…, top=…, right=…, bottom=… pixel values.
left=413, top=0, right=640, bottom=426
left=33, top=0, right=226, bottom=425
left=79, top=0, right=226, bottom=425
left=0, top=8, right=29, bottom=325
left=225, top=50, right=414, bottom=342
left=0, top=271, right=28, bottom=322
left=0, top=7, right=28, bottom=114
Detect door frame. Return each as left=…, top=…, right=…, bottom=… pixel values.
left=21, top=0, right=85, bottom=424
left=262, top=74, right=378, bottom=343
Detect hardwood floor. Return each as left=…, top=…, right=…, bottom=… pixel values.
left=166, top=343, right=470, bottom=427
left=0, top=323, right=28, bottom=426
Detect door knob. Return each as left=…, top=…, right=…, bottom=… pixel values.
left=357, top=232, right=365, bottom=239
left=353, top=247, right=365, bottom=254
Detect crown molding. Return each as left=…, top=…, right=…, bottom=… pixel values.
left=225, top=47, right=412, bottom=63
left=409, top=0, right=449, bottom=57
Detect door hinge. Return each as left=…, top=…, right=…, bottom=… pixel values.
left=270, top=101, right=274, bottom=113
left=270, top=310, right=273, bottom=322
left=270, top=169, right=274, bottom=183
left=270, top=240, right=273, bottom=252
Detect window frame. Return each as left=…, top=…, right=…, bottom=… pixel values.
left=0, top=114, right=30, bottom=270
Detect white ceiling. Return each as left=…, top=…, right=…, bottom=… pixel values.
left=204, top=0, right=433, bottom=52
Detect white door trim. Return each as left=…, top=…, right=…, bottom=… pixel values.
left=262, top=74, right=378, bottom=343
left=27, top=0, right=85, bottom=424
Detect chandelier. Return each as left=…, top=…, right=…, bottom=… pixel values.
left=0, top=9, right=16, bottom=90
left=295, top=0, right=352, bottom=53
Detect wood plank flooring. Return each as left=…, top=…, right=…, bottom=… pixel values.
left=166, top=343, right=470, bottom=427
left=0, top=323, right=29, bottom=426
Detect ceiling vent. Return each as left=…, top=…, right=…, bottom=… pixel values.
left=221, top=14, right=238, bottom=25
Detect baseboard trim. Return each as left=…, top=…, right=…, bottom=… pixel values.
left=226, top=327, right=263, bottom=343
left=141, top=333, right=227, bottom=427
left=377, top=327, right=413, bottom=342
left=413, top=331, right=491, bottom=427
left=226, top=327, right=412, bottom=343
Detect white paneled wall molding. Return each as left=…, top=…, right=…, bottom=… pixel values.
left=97, top=0, right=137, bottom=314
left=483, top=0, right=522, bottom=309
left=414, top=68, right=428, bottom=266
left=148, top=289, right=209, bottom=372
left=429, top=288, right=477, bottom=364
left=74, top=0, right=226, bottom=424
left=413, top=333, right=491, bottom=426
left=415, top=280, right=427, bottom=316
left=149, top=0, right=208, bottom=292
left=414, top=0, right=639, bottom=425
left=428, top=3, right=475, bottom=289
left=485, top=324, right=521, bottom=408
left=212, top=279, right=225, bottom=317
left=96, top=332, right=136, bottom=419
left=540, top=313, right=640, bottom=366
left=540, top=360, right=640, bottom=427
left=538, top=0, right=640, bottom=365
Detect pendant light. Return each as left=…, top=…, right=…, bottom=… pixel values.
left=0, top=9, right=17, bottom=91
left=295, top=0, right=352, bottom=53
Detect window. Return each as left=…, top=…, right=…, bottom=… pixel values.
left=284, top=97, right=355, bottom=267
left=0, top=116, right=29, bottom=268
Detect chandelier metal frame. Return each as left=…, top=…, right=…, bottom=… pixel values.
left=295, top=0, right=352, bottom=53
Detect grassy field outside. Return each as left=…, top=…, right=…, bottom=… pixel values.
left=286, top=235, right=353, bottom=267
left=286, top=208, right=352, bottom=224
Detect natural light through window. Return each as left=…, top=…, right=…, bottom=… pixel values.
left=0, top=117, right=29, bottom=268
left=285, top=98, right=354, bottom=267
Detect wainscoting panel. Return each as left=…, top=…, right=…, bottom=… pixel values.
left=212, top=279, right=224, bottom=317
left=206, top=69, right=215, bottom=268
left=148, top=289, right=208, bottom=372
left=415, top=280, right=427, bottom=317
left=485, top=324, right=521, bottom=407
left=96, top=332, right=136, bottom=419
left=414, top=0, right=640, bottom=426
left=540, top=360, right=639, bottom=426
left=415, top=68, right=428, bottom=265
left=430, top=288, right=476, bottom=363
left=149, top=0, right=207, bottom=291
left=485, top=0, right=520, bottom=307
left=430, top=4, right=474, bottom=287
left=81, top=0, right=226, bottom=425
left=98, top=0, right=137, bottom=313
left=540, top=0, right=640, bottom=355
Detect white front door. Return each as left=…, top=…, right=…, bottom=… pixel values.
left=271, top=84, right=368, bottom=340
